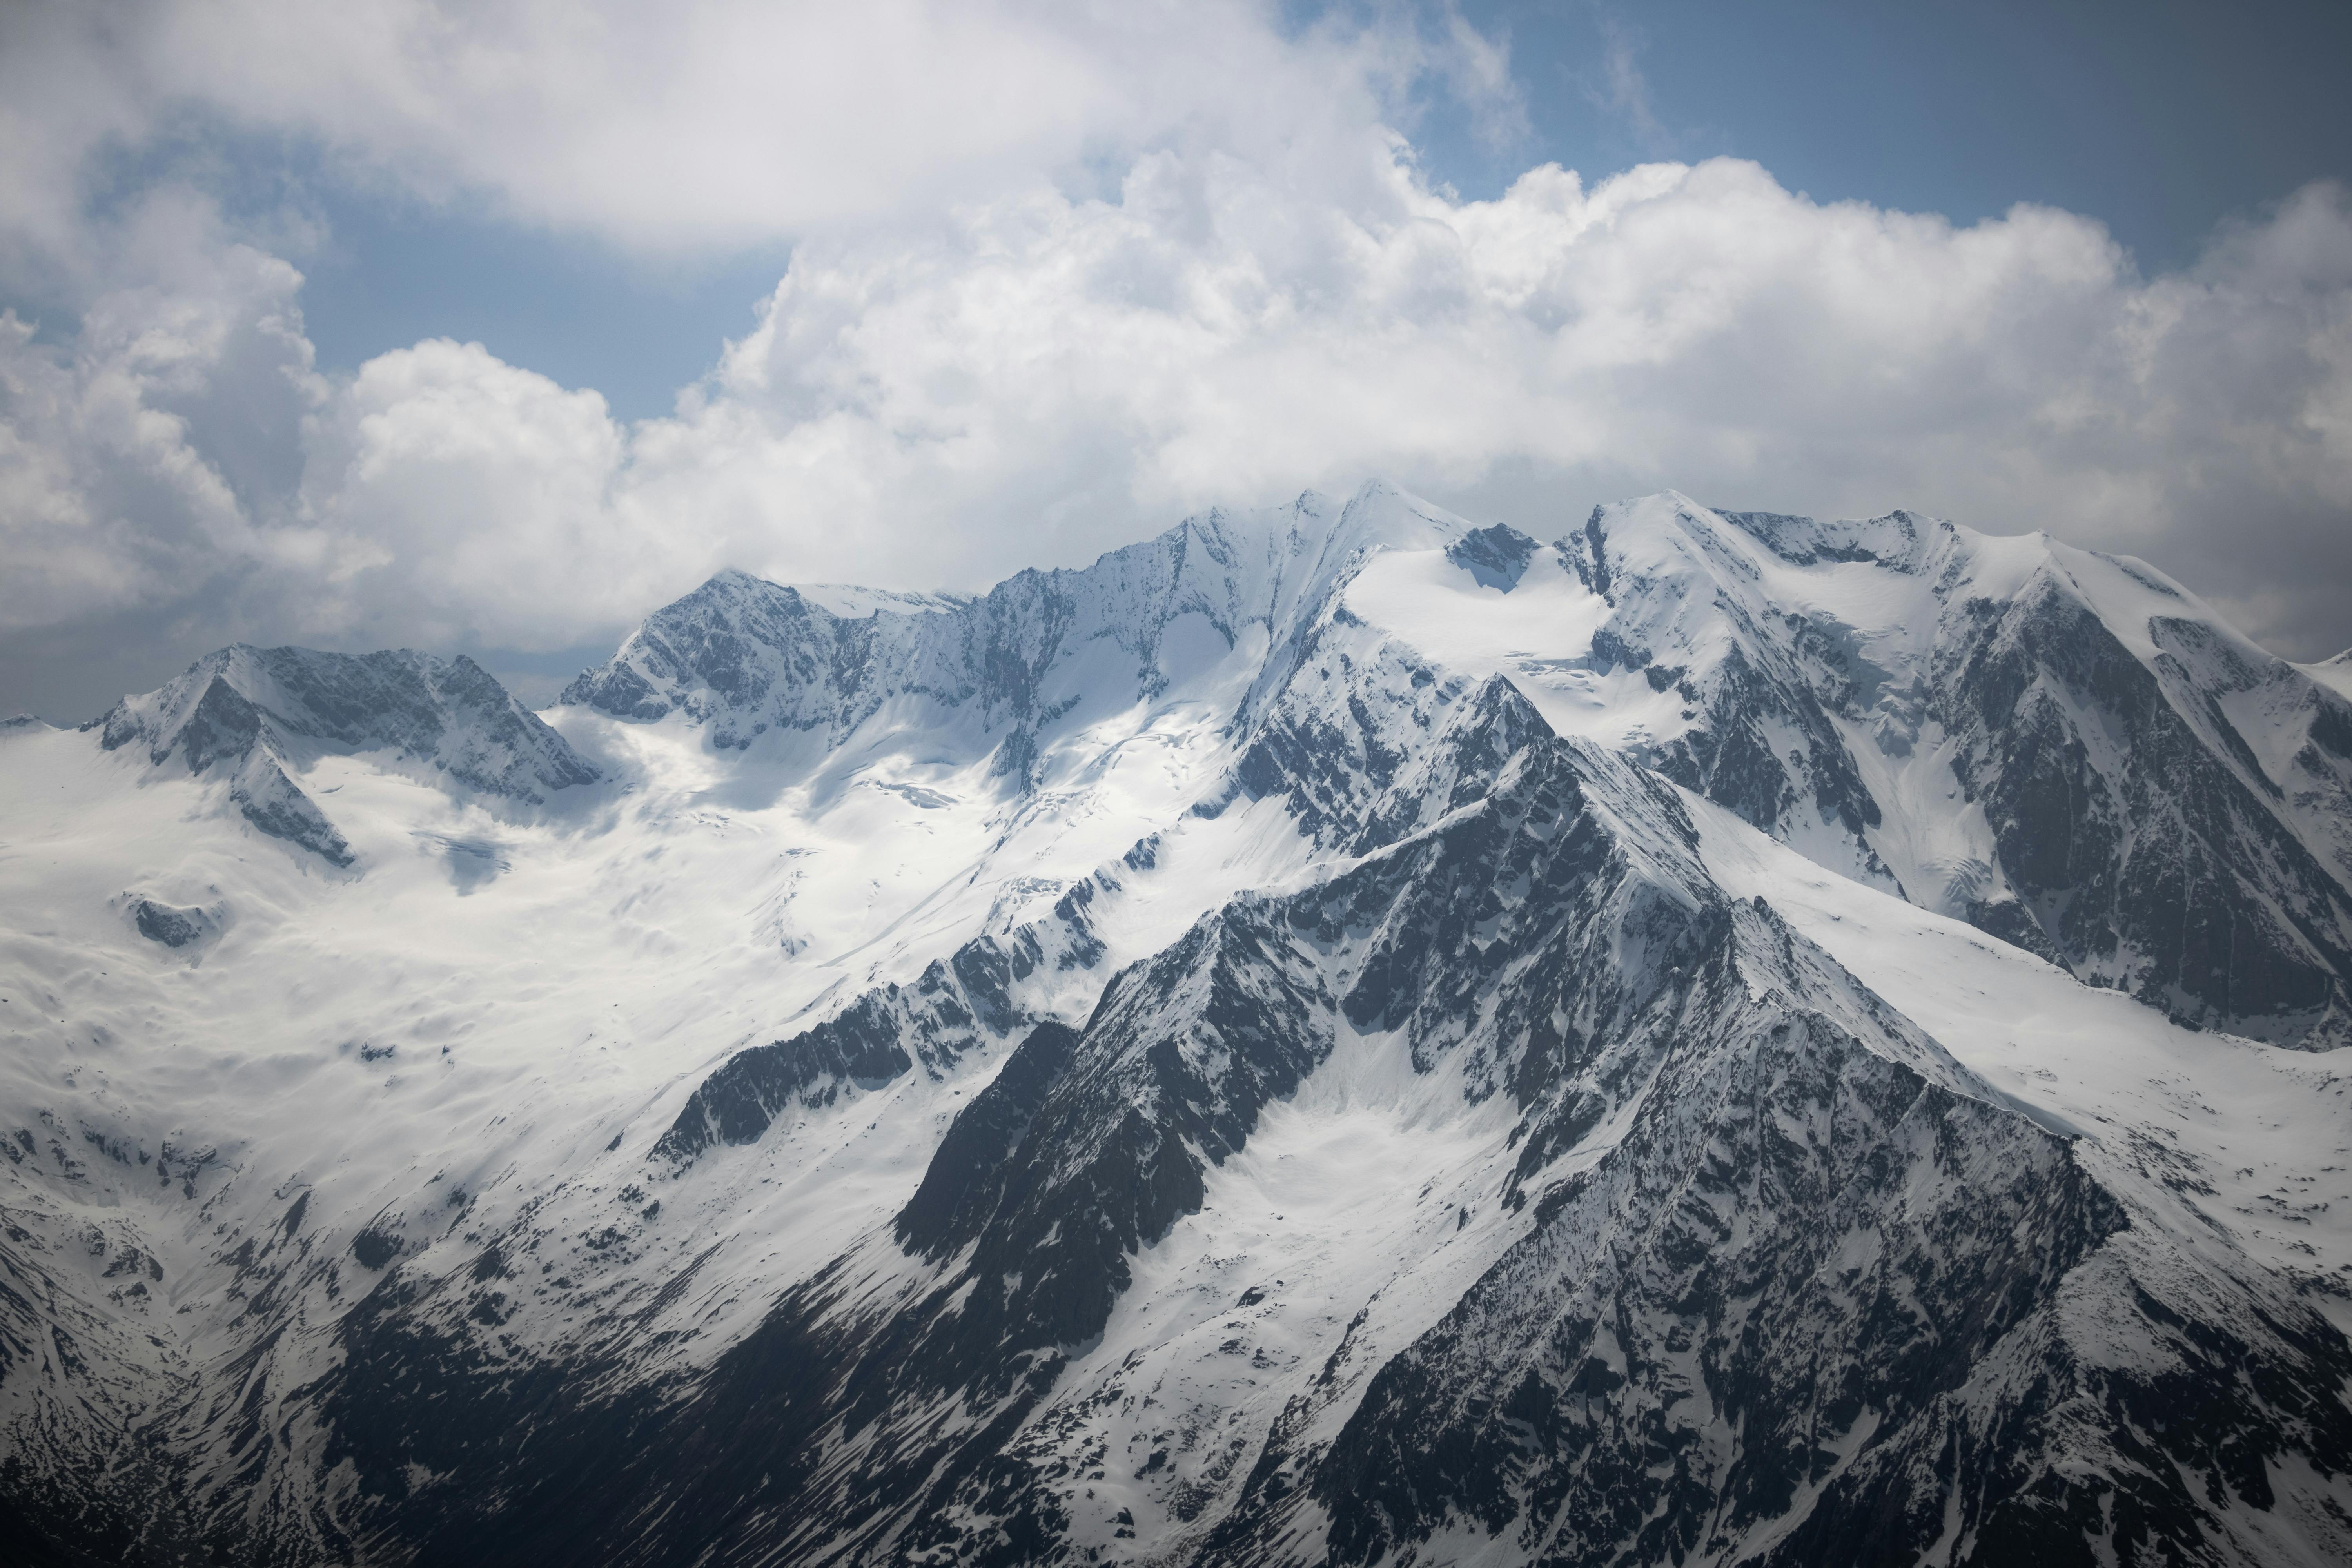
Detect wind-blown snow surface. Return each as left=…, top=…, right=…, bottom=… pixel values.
left=3, top=483, right=2350, bottom=1566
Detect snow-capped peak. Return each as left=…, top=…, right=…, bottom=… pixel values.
left=559, top=479, right=1472, bottom=766
left=84, top=644, right=598, bottom=866
left=94, top=644, right=595, bottom=798
left=2299, top=647, right=2352, bottom=702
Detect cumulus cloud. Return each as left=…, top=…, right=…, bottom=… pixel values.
left=1, top=0, right=2349, bottom=719
left=298, top=341, right=639, bottom=646
left=6, top=0, right=1512, bottom=255
left=0, top=204, right=322, bottom=632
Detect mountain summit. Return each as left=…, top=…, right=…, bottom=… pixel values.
left=87, top=643, right=600, bottom=866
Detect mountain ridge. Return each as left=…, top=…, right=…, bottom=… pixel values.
left=81, top=642, right=602, bottom=870
left=2, top=483, right=2349, bottom=1566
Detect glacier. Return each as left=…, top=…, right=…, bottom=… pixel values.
left=3, top=482, right=2350, bottom=1566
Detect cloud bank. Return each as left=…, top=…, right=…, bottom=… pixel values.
left=2, top=1, right=2349, bottom=717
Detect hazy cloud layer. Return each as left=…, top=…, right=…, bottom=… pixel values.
left=2, top=1, right=2349, bottom=717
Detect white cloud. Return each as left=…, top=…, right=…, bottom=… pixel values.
left=0, top=205, right=323, bottom=632
left=296, top=340, right=639, bottom=646
left=5, top=0, right=1512, bottom=256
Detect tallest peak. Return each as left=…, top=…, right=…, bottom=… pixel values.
left=1328, top=476, right=1472, bottom=550
left=687, top=566, right=786, bottom=599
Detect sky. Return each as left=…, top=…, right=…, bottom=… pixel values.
left=2, top=0, right=2349, bottom=720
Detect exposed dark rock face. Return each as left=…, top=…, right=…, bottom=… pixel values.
left=129, top=899, right=209, bottom=949
left=894, top=1021, right=1082, bottom=1256
left=652, top=940, right=1009, bottom=1164
left=1943, top=589, right=2352, bottom=1046
left=1445, top=524, right=1540, bottom=592
left=349, top=1229, right=403, bottom=1270
left=653, top=892, right=1109, bottom=1166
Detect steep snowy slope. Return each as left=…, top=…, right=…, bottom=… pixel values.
left=3, top=482, right=2350, bottom=1567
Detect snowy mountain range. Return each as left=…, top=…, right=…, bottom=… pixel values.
left=5, top=483, right=2352, bottom=1566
